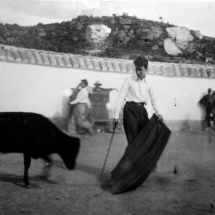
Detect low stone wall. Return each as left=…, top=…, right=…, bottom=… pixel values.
left=0, top=50, right=214, bottom=132
left=1, top=45, right=215, bottom=78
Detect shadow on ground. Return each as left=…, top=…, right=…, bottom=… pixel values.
left=0, top=173, right=59, bottom=189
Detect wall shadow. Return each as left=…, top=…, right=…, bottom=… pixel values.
left=198, top=92, right=207, bottom=132
left=180, top=115, right=191, bottom=132
left=50, top=95, right=72, bottom=132
left=179, top=91, right=208, bottom=132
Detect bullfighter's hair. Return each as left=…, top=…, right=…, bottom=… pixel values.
left=134, top=56, right=148, bottom=70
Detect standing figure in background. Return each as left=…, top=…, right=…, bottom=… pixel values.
left=209, top=90, right=215, bottom=128
left=68, top=79, right=94, bottom=137
left=199, top=88, right=212, bottom=130
left=93, top=81, right=118, bottom=92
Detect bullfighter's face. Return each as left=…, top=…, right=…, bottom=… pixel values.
left=136, top=66, right=147, bottom=80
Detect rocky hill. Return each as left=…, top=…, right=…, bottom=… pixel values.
left=1, top=14, right=215, bottom=64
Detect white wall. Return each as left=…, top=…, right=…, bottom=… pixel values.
left=0, top=61, right=214, bottom=131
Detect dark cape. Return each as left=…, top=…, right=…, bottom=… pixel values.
left=110, top=114, right=171, bottom=194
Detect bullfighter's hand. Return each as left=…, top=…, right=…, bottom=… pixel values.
left=113, top=118, right=119, bottom=128
left=157, top=114, right=163, bottom=122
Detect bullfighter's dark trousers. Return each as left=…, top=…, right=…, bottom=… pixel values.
left=123, top=102, right=149, bottom=145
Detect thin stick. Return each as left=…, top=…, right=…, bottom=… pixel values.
left=99, top=123, right=117, bottom=182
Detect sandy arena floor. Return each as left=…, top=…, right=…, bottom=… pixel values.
left=0, top=131, right=215, bottom=215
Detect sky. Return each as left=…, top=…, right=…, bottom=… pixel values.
left=0, top=0, right=215, bottom=37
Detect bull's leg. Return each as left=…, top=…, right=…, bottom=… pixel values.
left=23, top=153, right=31, bottom=187
left=41, top=156, right=53, bottom=179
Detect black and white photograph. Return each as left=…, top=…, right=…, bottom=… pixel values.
left=0, top=0, right=215, bottom=214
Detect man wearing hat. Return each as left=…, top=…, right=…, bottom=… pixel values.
left=199, top=88, right=213, bottom=129
left=93, top=81, right=118, bottom=92
left=68, top=79, right=94, bottom=137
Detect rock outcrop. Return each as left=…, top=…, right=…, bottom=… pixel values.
left=164, top=38, right=182, bottom=56
left=86, top=24, right=111, bottom=53
left=166, top=27, right=194, bottom=51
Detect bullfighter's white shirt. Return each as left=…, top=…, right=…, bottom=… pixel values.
left=113, top=74, right=160, bottom=119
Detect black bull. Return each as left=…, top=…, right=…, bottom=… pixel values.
left=0, top=112, right=80, bottom=187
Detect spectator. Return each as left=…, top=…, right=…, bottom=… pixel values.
left=199, top=88, right=212, bottom=130
left=93, top=81, right=118, bottom=92
left=209, top=90, right=215, bottom=128
left=68, top=79, right=94, bottom=137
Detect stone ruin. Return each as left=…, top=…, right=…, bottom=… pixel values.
left=85, top=24, right=111, bottom=54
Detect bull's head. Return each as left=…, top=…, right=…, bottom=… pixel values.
left=59, top=137, right=81, bottom=170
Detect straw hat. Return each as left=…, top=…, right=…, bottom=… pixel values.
left=94, top=81, right=102, bottom=86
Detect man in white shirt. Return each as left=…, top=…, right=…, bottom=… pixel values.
left=113, top=56, right=163, bottom=145
left=68, top=79, right=94, bottom=137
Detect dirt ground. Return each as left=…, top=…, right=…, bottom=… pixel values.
left=0, top=131, right=215, bottom=215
